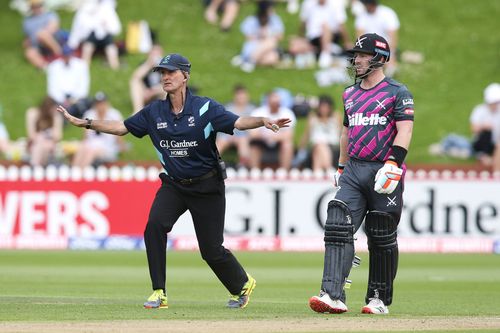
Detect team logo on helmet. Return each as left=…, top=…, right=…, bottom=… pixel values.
left=355, top=36, right=367, bottom=48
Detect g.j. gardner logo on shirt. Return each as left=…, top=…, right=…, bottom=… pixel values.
left=159, top=140, right=198, bottom=149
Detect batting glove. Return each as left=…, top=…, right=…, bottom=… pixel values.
left=374, top=161, right=403, bottom=194
left=333, top=164, right=344, bottom=188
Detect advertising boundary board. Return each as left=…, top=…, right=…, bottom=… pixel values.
left=1, top=167, right=499, bottom=253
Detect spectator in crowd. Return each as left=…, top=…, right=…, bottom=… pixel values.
left=470, top=83, right=500, bottom=166
left=289, top=0, right=352, bottom=69
left=249, top=90, right=296, bottom=169
left=428, top=84, right=500, bottom=165
left=129, top=44, right=165, bottom=114
left=47, top=44, right=90, bottom=118
left=297, top=95, right=341, bottom=171
left=25, top=96, right=63, bottom=166
left=355, top=0, right=399, bottom=76
left=204, top=0, right=241, bottom=32
left=22, top=0, right=63, bottom=70
left=67, top=0, right=122, bottom=70
left=0, top=104, right=10, bottom=157
left=72, top=92, right=124, bottom=168
left=216, top=84, right=255, bottom=167
left=231, top=0, right=284, bottom=73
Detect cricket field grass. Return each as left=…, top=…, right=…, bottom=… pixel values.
left=0, top=250, right=499, bottom=332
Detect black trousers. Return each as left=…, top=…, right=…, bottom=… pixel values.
left=144, top=173, right=248, bottom=295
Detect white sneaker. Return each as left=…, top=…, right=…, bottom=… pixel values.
left=240, top=62, right=255, bottom=73
left=309, top=291, right=347, bottom=314
left=318, top=51, right=333, bottom=69
left=230, top=55, right=243, bottom=67
left=361, top=298, right=389, bottom=314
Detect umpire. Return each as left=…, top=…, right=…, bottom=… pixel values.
left=57, top=53, right=290, bottom=309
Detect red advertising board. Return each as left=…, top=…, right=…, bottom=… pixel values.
left=0, top=180, right=158, bottom=239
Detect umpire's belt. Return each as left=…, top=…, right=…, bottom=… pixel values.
left=168, top=169, right=218, bottom=185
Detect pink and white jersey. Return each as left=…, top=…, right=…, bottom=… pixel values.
left=342, top=78, right=414, bottom=162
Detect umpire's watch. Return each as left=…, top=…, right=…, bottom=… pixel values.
left=85, top=118, right=92, bottom=129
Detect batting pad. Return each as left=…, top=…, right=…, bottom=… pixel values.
left=364, top=210, right=398, bottom=306
left=321, top=200, right=355, bottom=302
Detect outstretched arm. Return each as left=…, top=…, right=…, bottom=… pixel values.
left=234, top=116, right=291, bottom=132
left=57, top=105, right=129, bottom=136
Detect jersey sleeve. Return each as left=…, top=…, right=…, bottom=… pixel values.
left=210, top=100, right=239, bottom=135
left=393, top=86, right=415, bottom=121
left=342, top=89, right=350, bottom=127
left=343, top=110, right=349, bottom=127
left=124, top=105, right=150, bottom=138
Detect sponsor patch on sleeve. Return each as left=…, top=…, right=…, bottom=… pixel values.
left=402, top=98, right=414, bottom=106
left=404, top=108, right=414, bottom=115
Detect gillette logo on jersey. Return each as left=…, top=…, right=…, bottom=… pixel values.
left=348, top=113, right=388, bottom=126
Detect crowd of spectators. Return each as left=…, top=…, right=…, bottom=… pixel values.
left=7, top=0, right=126, bottom=167
left=2, top=0, right=495, bottom=172
left=72, top=92, right=125, bottom=168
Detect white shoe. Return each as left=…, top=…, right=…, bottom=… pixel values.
left=318, top=51, right=333, bottom=69
left=309, top=291, right=347, bottom=314
left=230, top=55, right=243, bottom=67
left=240, top=62, right=255, bottom=73
left=361, top=298, right=389, bottom=314
left=428, top=143, right=444, bottom=156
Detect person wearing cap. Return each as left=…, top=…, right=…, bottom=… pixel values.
left=309, top=33, right=414, bottom=315
left=71, top=92, right=124, bottom=168
left=470, top=83, right=500, bottom=167
left=22, top=0, right=64, bottom=70
left=46, top=44, right=90, bottom=118
left=57, top=53, right=290, bottom=309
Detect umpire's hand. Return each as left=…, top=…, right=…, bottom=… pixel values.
left=264, top=118, right=291, bottom=133
left=57, top=105, right=86, bottom=128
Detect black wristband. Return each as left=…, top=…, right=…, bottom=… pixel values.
left=388, top=145, right=407, bottom=167
left=338, top=163, right=345, bottom=170
left=85, top=118, right=92, bottom=130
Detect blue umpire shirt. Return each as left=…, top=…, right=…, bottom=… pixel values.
left=124, top=89, right=239, bottom=180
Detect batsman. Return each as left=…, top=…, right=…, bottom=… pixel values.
left=309, top=33, right=414, bottom=315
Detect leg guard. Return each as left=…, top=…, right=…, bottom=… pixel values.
left=321, top=200, right=355, bottom=302
left=365, top=211, right=398, bottom=306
